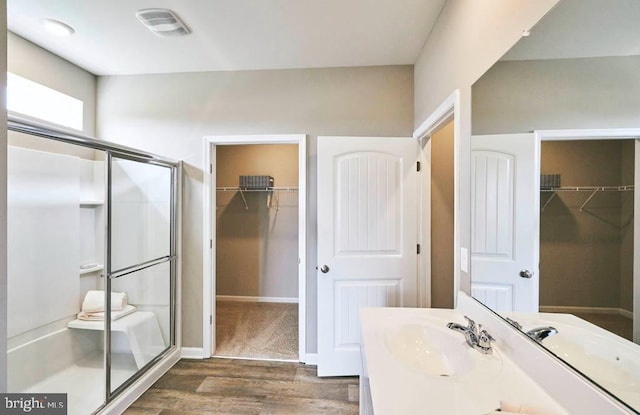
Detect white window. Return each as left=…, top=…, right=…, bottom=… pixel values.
left=7, top=72, right=83, bottom=131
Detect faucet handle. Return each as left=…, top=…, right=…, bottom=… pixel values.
left=464, top=315, right=477, bottom=333
left=477, top=329, right=495, bottom=354
left=505, top=317, right=523, bottom=330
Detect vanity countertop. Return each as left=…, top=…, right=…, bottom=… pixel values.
left=360, top=307, right=570, bottom=415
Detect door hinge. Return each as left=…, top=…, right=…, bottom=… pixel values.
left=210, top=164, right=213, bottom=174
left=417, top=161, right=421, bottom=172
left=210, top=239, right=213, bottom=249
left=417, top=244, right=421, bottom=254
left=210, top=315, right=213, bottom=325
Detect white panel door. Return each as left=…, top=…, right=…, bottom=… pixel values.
left=471, top=134, right=538, bottom=312
left=317, top=136, right=418, bottom=376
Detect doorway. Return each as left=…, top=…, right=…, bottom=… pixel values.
left=428, top=120, right=456, bottom=308
left=539, top=139, right=635, bottom=341
left=203, top=135, right=307, bottom=361
left=414, top=89, right=461, bottom=309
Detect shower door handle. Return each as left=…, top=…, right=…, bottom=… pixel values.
left=519, top=269, right=533, bottom=279
left=320, top=265, right=330, bottom=274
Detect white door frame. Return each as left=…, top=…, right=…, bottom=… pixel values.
left=413, top=89, right=461, bottom=307
left=534, top=128, right=640, bottom=343
left=202, top=134, right=307, bottom=360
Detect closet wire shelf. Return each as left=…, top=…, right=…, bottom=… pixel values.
left=541, top=185, right=635, bottom=212
left=216, top=186, right=299, bottom=210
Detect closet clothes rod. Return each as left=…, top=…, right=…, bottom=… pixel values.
left=216, top=186, right=299, bottom=192
left=216, top=186, right=298, bottom=210
left=540, top=185, right=635, bottom=212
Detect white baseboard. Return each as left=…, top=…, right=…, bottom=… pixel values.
left=216, top=295, right=298, bottom=303
left=540, top=305, right=633, bottom=319
left=303, top=353, right=318, bottom=365
left=620, top=308, right=633, bottom=319
left=181, top=347, right=206, bottom=359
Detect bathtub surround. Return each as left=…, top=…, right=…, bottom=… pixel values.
left=7, top=147, right=80, bottom=338
left=5, top=122, right=180, bottom=414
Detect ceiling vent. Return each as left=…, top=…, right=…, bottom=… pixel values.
left=136, top=8, right=190, bottom=37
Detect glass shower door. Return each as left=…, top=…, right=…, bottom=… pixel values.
left=107, top=155, right=175, bottom=394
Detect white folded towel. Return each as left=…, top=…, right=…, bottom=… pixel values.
left=81, top=290, right=128, bottom=313
left=77, top=305, right=137, bottom=321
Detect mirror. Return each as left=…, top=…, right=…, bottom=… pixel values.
left=470, top=0, right=640, bottom=411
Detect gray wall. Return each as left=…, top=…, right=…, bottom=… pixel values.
left=96, top=66, right=414, bottom=350
left=8, top=32, right=97, bottom=137
left=413, top=0, right=559, bottom=297
left=216, top=144, right=299, bottom=299
left=472, top=56, right=640, bottom=134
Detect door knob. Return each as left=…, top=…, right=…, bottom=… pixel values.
left=519, top=269, right=533, bottom=279
left=320, top=265, right=330, bottom=274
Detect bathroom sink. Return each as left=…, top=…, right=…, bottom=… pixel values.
left=536, top=322, right=640, bottom=398
left=506, top=312, right=640, bottom=408
left=383, top=322, right=502, bottom=380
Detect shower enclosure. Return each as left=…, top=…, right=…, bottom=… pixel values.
left=6, top=118, right=179, bottom=414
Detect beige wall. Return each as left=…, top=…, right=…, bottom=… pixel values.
left=1, top=0, right=8, bottom=393
left=430, top=121, right=455, bottom=308
left=472, top=56, right=640, bottom=134
left=8, top=32, right=97, bottom=137
left=540, top=140, right=632, bottom=309
left=216, top=144, right=299, bottom=298
left=96, top=65, right=414, bottom=350
left=414, top=0, right=558, bottom=295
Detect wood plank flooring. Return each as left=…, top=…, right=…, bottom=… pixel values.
left=125, top=358, right=359, bottom=415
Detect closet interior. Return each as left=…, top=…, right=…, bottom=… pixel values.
left=540, top=140, right=634, bottom=340
left=215, top=144, right=299, bottom=360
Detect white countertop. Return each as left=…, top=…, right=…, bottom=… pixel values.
left=360, top=307, right=571, bottom=415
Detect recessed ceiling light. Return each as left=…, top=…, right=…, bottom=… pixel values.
left=41, top=18, right=75, bottom=37
left=136, top=9, right=190, bottom=37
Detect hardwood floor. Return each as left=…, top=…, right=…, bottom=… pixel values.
left=125, top=358, right=359, bottom=415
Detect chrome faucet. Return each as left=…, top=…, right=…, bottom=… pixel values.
left=526, top=326, right=558, bottom=342
left=447, top=316, right=495, bottom=354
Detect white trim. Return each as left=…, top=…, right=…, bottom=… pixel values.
left=180, top=347, right=205, bottom=359
left=216, top=295, right=299, bottom=303
left=303, top=353, right=318, bottom=365
left=203, top=134, right=307, bottom=362
left=621, top=308, right=634, bottom=320
left=635, top=140, right=640, bottom=343
left=534, top=128, right=640, bottom=343
left=534, top=128, right=640, bottom=141
left=418, top=138, right=432, bottom=308
left=212, top=355, right=298, bottom=363
left=413, top=89, right=461, bottom=308
left=97, top=349, right=180, bottom=414
left=539, top=306, right=633, bottom=318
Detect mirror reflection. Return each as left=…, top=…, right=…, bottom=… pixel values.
left=470, top=0, right=640, bottom=411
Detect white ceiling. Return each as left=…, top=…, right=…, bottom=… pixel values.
left=7, top=0, right=447, bottom=76
left=502, top=0, right=640, bottom=61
